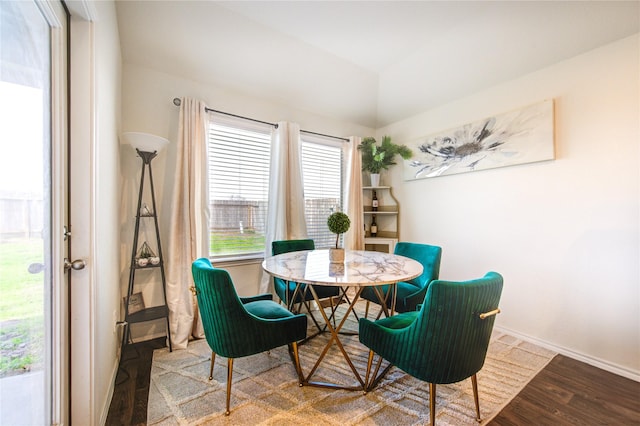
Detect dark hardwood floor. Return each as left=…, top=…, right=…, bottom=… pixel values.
left=489, top=355, right=640, bottom=425
left=106, top=338, right=640, bottom=425
left=106, top=338, right=166, bottom=426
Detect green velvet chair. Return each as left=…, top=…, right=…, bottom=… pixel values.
left=360, top=242, right=442, bottom=316
left=191, top=258, right=307, bottom=415
left=272, top=239, right=341, bottom=331
left=359, top=272, right=503, bottom=425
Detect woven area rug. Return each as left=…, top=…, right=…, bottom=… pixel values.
left=147, top=302, right=555, bottom=425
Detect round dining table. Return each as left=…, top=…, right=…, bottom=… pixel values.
left=262, top=249, right=423, bottom=390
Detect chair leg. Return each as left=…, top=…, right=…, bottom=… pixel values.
left=364, top=300, right=370, bottom=319
left=290, top=342, right=304, bottom=384
left=429, top=382, right=436, bottom=426
left=225, top=358, right=234, bottom=416
left=374, top=306, right=385, bottom=320
left=285, top=282, right=291, bottom=311
left=364, top=349, right=375, bottom=393
left=471, top=373, right=481, bottom=422
left=209, top=351, right=216, bottom=380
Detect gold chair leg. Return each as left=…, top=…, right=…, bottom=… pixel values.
left=290, top=342, right=304, bottom=385
left=471, top=373, right=481, bottom=422
left=429, top=382, right=436, bottom=426
left=225, top=358, right=234, bottom=416
left=364, top=300, right=370, bottom=319
left=364, top=350, right=375, bottom=393
left=209, top=351, right=216, bottom=380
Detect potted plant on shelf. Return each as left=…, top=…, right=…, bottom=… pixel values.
left=358, top=135, right=413, bottom=186
left=136, top=241, right=160, bottom=267
left=327, top=211, right=351, bottom=263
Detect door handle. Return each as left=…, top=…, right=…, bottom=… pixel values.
left=64, top=258, right=86, bottom=271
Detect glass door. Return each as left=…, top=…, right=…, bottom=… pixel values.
left=0, top=1, right=68, bottom=424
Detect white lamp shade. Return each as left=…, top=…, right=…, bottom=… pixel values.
left=121, top=132, right=170, bottom=153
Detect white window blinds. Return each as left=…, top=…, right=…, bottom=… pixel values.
left=301, top=137, right=344, bottom=249
left=207, top=114, right=346, bottom=257
left=207, top=119, right=271, bottom=258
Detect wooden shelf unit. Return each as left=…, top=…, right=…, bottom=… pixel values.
left=362, top=186, right=399, bottom=253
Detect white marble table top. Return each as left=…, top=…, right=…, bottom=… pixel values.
left=262, top=249, right=423, bottom=287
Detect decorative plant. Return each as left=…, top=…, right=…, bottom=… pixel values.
left=327, top=211, right=351, bottom=249
left=358, top=135, right=413, bottom=174
left=137, top=241, right=155, bottom=258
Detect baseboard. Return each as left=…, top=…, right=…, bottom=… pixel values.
left=100, top=355, right=120, bottom=425
left=495, top=325, right=640, bottom=382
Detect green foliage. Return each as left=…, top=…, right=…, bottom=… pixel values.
left=209, top=231, right=264, bottom=256
left=327, top=212, right=351, bottom=248
left=358, top=135, right=413, bottom=174
left=0, top=318, right=43, bottom=376
left=0, top=240, right=43, bottom=322
left=0, top=239, right=45, bottom=376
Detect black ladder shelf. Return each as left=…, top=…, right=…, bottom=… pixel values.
left=122, top=149, right=172, bottom=352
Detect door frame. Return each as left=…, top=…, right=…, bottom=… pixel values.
left=36, top=0, right=70, bottom=424
left=67, top=2, right=98, bottom=423
left=64, top=1, right=126, bottom=422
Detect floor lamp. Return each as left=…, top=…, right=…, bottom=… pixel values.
left=120, top=132, right=172, bottom=354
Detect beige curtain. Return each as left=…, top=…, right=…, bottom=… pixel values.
left=259, top=122, right=308, bottom=293
left=344, top=136, right=364, bottom=250
left=165, top=97, right=209, bottom=349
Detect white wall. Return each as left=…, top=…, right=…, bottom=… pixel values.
left=92, top=1, right=122, bottom=423
left=65, top=1, right=122, bottom=425
left=377, top=34, right=639, bottom=378
left=119, top=64, right=374, bottom=340
left=67, top=0, right=122, bottom=423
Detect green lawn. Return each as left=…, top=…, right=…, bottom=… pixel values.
left=0, top=239, right=43, bottom=322
left=0, top=239, right=45, bottom=376
left=210, top=231, right=265, bottom=256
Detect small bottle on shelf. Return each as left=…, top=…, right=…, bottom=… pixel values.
left=372, top=191, right=378, bottom=211
left=370, top=215, right=378, bottom=237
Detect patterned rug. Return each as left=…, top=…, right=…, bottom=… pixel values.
left=147, top=302, right=555, bottom=425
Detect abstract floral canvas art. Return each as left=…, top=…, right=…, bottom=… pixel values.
left=404, top=100, right=554, bottom=180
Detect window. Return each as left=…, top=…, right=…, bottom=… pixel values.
left=207, top=116, right=271, bottom=259
left=207, top=115, right=346, bottom=259
left=301, top=136, right=344, bottom=249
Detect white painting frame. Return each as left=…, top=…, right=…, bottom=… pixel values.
left=404, top=99, right=555, bottom=180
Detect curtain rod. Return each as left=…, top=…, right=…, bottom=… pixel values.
left=173, top=97, right=349, bottom=142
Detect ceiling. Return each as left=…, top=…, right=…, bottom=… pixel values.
left=116, top=1, right=640, bottom=128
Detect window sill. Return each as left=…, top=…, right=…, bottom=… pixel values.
left=210, top=254, right=264, bottom=268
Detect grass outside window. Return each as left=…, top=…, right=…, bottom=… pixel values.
left=0, top=239, right=45, bottom=377
left=210, top=231, right=265, bottom=257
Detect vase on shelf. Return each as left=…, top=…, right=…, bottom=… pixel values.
left=370, top=173, right=380, bottom=187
